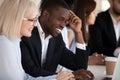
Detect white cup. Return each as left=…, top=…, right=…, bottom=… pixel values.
left=105, top=57, right=117, bottom=78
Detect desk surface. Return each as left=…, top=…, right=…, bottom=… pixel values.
left=88, top=65, right=111, bottom=80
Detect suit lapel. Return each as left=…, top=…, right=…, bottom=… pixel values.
left=32, top=27, right=42, bottom=65
left=105, top=10, right=117, bottom=46
left=44, top=37, right=56, bottom=67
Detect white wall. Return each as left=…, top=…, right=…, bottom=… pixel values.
left=95, top=0, right=110, bottom=13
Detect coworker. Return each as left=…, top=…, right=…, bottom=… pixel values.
left=68, top=0, right=97, bottom=53
left=66, top=0, right=101, bottom=65
left=21, top=0, right=89, bottom=77
left=88, top=0, right=120, bottom=57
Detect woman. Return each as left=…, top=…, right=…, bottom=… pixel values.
left=73, top=0, right=96, bottom=42
left=72, top=0, right=105, bottom=65
left=68, top=0, right=97, bottom=53
left=0, top=0, right=74, bottom=80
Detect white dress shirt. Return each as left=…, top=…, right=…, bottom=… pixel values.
left=37, top=22, right=52, bottom=66
left=110, top=13, right=120, bottom=42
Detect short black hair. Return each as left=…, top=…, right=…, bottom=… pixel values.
left=64, top=0, right=74, bottom=8
left=40, top=0, right=70, bottom=13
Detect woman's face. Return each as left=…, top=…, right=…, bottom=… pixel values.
left=20, top=12, right=38, bottom=37
left=86, top=9, right=97, bottom=25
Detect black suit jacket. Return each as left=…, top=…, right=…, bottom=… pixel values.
left=88, top=10, right=120, bottom=56
left=20, top=27, right=89, bottom=77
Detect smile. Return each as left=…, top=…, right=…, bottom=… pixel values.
left=56, top=28, right=62, bottom=33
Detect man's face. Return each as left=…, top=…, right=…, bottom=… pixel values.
left=44, top=7, right=69, bottom=37
left=112, top=0, right=120, bottom=16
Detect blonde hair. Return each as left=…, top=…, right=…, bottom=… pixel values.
left=0, top=0, right=3, bottom=7
left=0, top=0, right=39, bottom=39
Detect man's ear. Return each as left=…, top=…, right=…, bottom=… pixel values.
left=42, top=10, right=49, bottom=16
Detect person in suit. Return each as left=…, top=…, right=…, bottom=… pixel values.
left=20, top=0, right=90, bottom=77
left=88, top=0, right=120, bottom=57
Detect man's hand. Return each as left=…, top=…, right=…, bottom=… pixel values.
left=56, top=71, right=75, bottom=80
left=72, top=69, right=94, bottom=80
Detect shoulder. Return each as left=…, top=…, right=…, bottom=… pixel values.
left=97, top=10, right=110, bottom=20
left=0, top=35, right=14, bottom=55
left=0, top=35, right=12, bottom=46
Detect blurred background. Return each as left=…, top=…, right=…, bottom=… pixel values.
left=35, top=0, right=110, bottom=14
left=95, top=0, right=110, bottom=13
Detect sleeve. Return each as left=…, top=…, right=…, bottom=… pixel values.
left=25, top=73, right=57, bottom=80
left=76, top=42, right=86, bottom=50
left=60, top=47, right=89, bottom=70
left=0, top=42, right=24, bottom=80
left=58, top=35, right=89, bottom=70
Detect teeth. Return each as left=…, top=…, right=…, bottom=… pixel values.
left=56, top=28, right=62, bottom=33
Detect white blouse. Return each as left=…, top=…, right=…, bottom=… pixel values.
left=0, top=35, right=56, bottom=80
left=0, top=35, right=24, bottom=80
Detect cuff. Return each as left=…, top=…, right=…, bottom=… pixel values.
left=76, top=42, right=86, bottom=50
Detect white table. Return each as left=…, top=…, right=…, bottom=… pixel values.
left=88, top=65, right=107, bottom=80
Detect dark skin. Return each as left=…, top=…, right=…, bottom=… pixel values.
left=109, top=0, right=120, bottom=21
left=39, top=6, right=84, bottom=44
left=40, top=7, right=70, bottom=37
left=39, top=6, right=93, bottom=79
